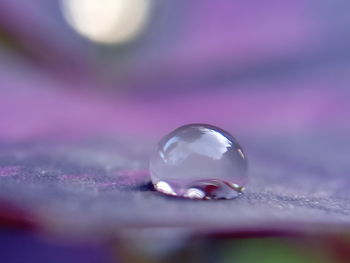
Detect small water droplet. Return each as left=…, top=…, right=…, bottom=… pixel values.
left=150, top=124, right=248, bottom=200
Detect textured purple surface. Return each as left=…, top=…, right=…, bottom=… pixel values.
left=0, top=130, right=349, bottom=238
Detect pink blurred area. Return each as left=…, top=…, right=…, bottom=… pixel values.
left=0, top=0, right=350, bottom=141
left=1, top=64, right=349, bottom=141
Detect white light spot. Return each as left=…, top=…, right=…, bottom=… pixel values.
left=155, top=181, right=176, bottom=196
left=184, top=188, right=205, bottom=199
left=61, top=0, right=152, bottom=44
left=237, top=148, right=245, bottom=159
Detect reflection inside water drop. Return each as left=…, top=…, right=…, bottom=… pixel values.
left=150, top=124, right=248, bottom=200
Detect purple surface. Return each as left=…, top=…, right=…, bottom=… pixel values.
left=0, top=0, right=350, bottom=242
left=0, top=55, right=349, bottom=237
left=0, top=229, right=115, bottom=263
left=0, top=130, right=349, bottom=238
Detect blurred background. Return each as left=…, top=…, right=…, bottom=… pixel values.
left=1, top=0, right=350, bottom=262
left=1, top=0, right=349, bottom=141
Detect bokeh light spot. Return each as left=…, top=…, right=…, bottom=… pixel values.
left=61, top=0, right=152, bottom=44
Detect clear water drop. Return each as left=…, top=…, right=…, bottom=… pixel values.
left=150, top=124, right=248, bottom=200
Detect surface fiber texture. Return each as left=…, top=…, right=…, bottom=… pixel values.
left=0, top=133, right=348, bottom=237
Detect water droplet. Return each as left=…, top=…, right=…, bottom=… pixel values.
left=150, top=124, right=248, bottom=200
